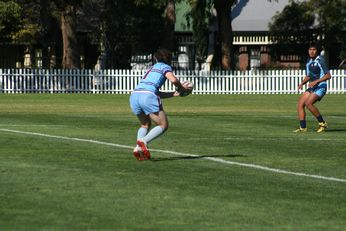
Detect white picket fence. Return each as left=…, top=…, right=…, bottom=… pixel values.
left=0, top=69, right=345, bottom=94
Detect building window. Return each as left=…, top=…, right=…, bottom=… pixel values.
left=250, top=48, right=260, bottom=69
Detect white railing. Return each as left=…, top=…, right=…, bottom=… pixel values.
left=0, top=69, right=345, bottom=94
left=233, top=35, right=274, bottom=45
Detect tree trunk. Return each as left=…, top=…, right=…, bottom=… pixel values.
left=214, top=0, right=234, bottom=70
left=163, top=0, right=176, bottom=50
left=60, top=4, right=80, bottom=69
left=191, top=0, right=208, bottom=70
left=40, top=0, right=50, bottom=68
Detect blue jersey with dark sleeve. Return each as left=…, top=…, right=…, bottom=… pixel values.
left=306, top=56, right=329, bottom=88
left=135, top=62, right=172, bottom=94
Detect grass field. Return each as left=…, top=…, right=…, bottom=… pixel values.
left=0, top=93, right=345, bottom=231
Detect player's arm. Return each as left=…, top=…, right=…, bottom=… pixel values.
left=165, top=72, right=185, bottom=92
left=158, top=91, right=179, bottom=98
left=159, top=71, right=188, bottom=98
left=298, top=76, right=311, bottom=90
left=308, top=72, right=331, bottom=88
left=157, top=72, right=183, bottom=98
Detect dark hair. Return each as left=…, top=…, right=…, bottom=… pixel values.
left=309, top=42, right=321, bottom=52
left=154, top=48, right=172, bottom=65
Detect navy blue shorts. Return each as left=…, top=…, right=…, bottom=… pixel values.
left=306, top=86, right=327, bottom=99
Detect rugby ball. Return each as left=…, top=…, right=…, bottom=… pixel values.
left=179, top=80, right=194, bottom=96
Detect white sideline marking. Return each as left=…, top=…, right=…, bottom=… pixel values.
left=187, top=137, right=346, bottom=141
left=1, top=128, right=345, bottom=184
left=224, top=137, right=346, bottom=141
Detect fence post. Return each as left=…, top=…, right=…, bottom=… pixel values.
left=0, top=69, right=2, bottom=93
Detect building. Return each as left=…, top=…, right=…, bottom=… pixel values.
left=175, top=0, right=302, bottom=70
left=232, top=0, right=301, bottom=70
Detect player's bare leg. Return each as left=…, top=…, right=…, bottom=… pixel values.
left=294, top=92, right=309, bottom=132
left=297, top=92, right=310, bottom=121
left=304, top=93, right=321, bottom=117
left=149, top=110, right=168, bottom=131
left=304, top=93, right=328, bottom=132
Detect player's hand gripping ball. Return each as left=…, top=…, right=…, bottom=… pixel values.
left=178, top=81, right=194, bottom=97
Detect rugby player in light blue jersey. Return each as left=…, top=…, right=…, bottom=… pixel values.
left=129, top=49, right=189, bottom=160
left=294, top=43, right=331, bottom=133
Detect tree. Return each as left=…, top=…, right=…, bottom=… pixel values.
left=214, top=0, right=235, bottom=70
left=39, top=0, right=54, bottom=68
left=187, top=0, right=209, bottom=69
left=269, top=0, right=346, bottom=67
left=189, top=0, right=274, bottom=70
left=53, top=0, right=81, bottom=69
left=269, top=1, right=315, bottom=43
left=269, top=0, right=315, bottom=61
left=12, top=0, right=103, bottom=69
left=134, top=0, right=179, bottom=51
left=311, top=0, right=346, bottom=65
left=103, top=0, right=136, bottom=69
left=8, top=0, right=54, bottom=68
left=76, top=0, right=105, bottom=68
left=185, top=0, right=234, bottom=70
left=104, top=0, right=171, bottom=69
left=163, top=0, right=176, bottom=50
left=0, top=1, right=22, bottom=42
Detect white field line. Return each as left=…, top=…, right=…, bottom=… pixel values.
left=1, top=128, right=345, bottom=184
left=187, top=137, right=346, bottom=141
left=224, top=137, right=346, bottom=141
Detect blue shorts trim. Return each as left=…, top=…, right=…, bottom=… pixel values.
left=306, top=86, right=327, bottom=99
left=129, top=91, right=163, bottom=115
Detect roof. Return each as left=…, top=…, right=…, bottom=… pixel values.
left=231, top=0, right=290, bottom=32
left=175, top=0, right=291, bottom=33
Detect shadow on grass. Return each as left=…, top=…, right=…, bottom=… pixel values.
left=151, top=154, right=247, bottom=162
left=325, top=128, right=346, bottom=132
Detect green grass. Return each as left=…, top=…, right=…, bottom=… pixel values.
left=0, top=94, right=345, bottom=230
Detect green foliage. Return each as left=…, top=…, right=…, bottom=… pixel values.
left=11, top=1, right=61, bottom=50
left=270, top=1, right=314, bottom=36
left=132, top=3, right=166, bottom=52
left=12, top=24, right=40, bottom=43
left=8, top=0, right=42, bottom=44
left=103, top=0, right=136, bottom=68
left=0, top=1, right=22, bottom=42
left=312, top=0, right=346, bottom=61
left=268, top=1, right=315, bottom=61
left=269, top=0, right=346, bottom=66
left=104, top=0, right=167, bottom=68
left=188, top=0, right=209, bottom=63
left=133, top=0, right=167, bottom=8
left=52, top=0, right=82, bottom=9
left=77, top=0, right=104, bottom=45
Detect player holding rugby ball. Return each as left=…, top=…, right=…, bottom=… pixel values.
left=129, top=48, right=193, bottom=160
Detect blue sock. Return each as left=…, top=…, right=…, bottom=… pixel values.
left=316, top=115, right=324, bottom=123
left=137, top=127, right=148, bottom=140
left=143, top=126, right=165, bottom=144
left=300, top=120, right=306, bottom=128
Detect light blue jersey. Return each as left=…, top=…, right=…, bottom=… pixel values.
left=135, top=62, right=172, bottom=94
left=306, top=56, right=330, bottom=98
left=306, top=55, right=329, bottom=88
left=130, top=62, right=172, bottom=115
